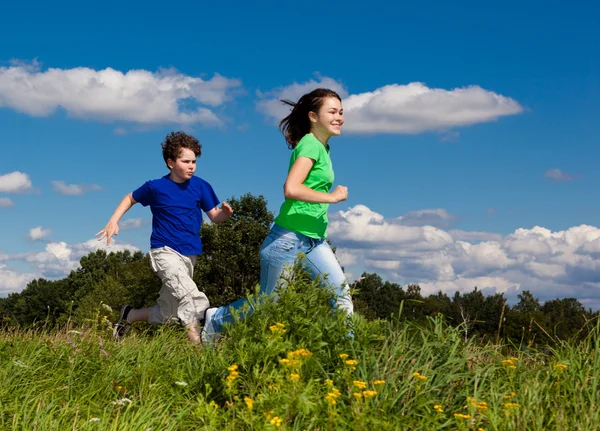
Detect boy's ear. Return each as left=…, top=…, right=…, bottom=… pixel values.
left=166, top=158, right=174, bottom=170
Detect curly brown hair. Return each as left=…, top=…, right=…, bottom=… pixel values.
left=161, top=131, right=202, bottom=169
left=279, top=88, right=342, bottom=149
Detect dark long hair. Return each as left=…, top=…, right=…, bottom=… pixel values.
left=279, top=88, right=342, bottom=149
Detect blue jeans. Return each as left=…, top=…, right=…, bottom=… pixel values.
left=208, top=224, right=354, bottom=333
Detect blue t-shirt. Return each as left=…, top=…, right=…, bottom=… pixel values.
left=132, top=175, right=220, bottom=255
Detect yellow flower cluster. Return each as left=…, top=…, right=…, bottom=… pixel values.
left=226, top=364, right=239, bottom=388
left=325, top=379, right=334, bottom=386
left=269, top=322, right=286, bottom=337
left=467, top=397, right=488, bottom=412
left=504, top=402, right=520, bottom=408
left=433, top=404, right=444, bottom=413
left=269, top=416, right=283, bottom=427
left=501, top=357, right=519, bottom=369
left=290, top=373, right=300, bottom=382
left=363, top=390, right=378, bottom=399
left=454, top=413, right=471, bottom=419
left=209, top=401, right=219, bottom=409
left=413, top=372, right=427, bottom=382
left=325, top=387, right=341, bottom=405
left=373, top=380, right=385, bottom=386
left=289, top=348, right=312, bottom=359
left=353, top=380, right=367, bottom=389
left=503, top=391, right=517, bottom=400
left=339, top=353, right=349, bottom=360
left=244, top=397, right=253, bottom=409
left=279, top=349, right=313, bottom=369
left=554, top=363, right=568, bottom=371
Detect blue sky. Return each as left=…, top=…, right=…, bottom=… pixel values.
left=1, top=0, right=599, bottom=307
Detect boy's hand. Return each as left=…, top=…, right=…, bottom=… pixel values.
left=221, top=202, right=234, bottom=218
left=95, top=221, right=119, bottom=245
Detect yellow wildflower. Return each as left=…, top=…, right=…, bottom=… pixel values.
left=339, top=353, right=349, bottom=360
left=363, top=390, right=377, bottom=398
left=268, top=384, right=278, bottom=391
left=554, top=363, right=568, bottom=371
left=225, top=401, right=233, bottom=408
left=264, top=410, right=274, bottom=419
left=227, top=364, right=238, bottom=372
left=504, top=402, right=520, bottom=408
left=244, top=397, right=254, bottom=409
left=325, top=387, right=341, bottom=405
left=288, top=348, right=312, bottom=359
left=279, top=358, right=290, bottom=365
left=413, top=372, right=427, bottom=381
left=434, top=404, right=444, bottom=413
left=353, top=392, right=363, bottom=399
left=454, top=413, right=471, bottom=419
left=269, top=322, right=286, bottom=334
left=353, top=380, right=367, bottom=389
left=290, top=373, right=300, bottom=382
left=478, top=428, right=485, bottom=431
left=373, top=380, right=385, bottom=386
left=508, top=365, right=517, bottom=369
left=209, top=401, right=219, bottom=409
left=325, top=379, right=334, bottom=386
left=269, top=416, right=283, bottom=427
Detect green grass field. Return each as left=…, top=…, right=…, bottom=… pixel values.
left=2, top=273, right=598, bottom=430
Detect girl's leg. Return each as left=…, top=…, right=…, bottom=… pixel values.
left=304, top=240, right=354, bottom=316
left=208, top=225, right=304, bottom=333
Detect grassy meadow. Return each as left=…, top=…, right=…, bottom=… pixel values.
left=1, top=270, right=599, bottom=430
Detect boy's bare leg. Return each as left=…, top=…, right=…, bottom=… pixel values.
left=184, top=320, right=201, bottom=344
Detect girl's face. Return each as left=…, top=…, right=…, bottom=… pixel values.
left=168, top=148, right=197, bottom=183
left=310, top=97, right=344, bottom=138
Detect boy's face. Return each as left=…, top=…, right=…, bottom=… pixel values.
left=168, top=148, right=197, bottom=183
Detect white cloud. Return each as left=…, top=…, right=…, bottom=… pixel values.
left=0, top=62, right=242, bottom=126
left=0, top=264, right=39, bottom=296
left=28, top=226, right=52, bottom=241
left=331, top=204, right=600, bottom=306
left=449, top=229, right=503, bottom=242
left=258, top=78, right=523, bottom=134
left=0, top=171, right=32, bottom=193
left=52, top=180, right=102, bottom=196
left=120, top=218, right=149, bottom=231
left=397, top=208, right=456, bottom=228
left=0, top=197, right=14, bottom=208
left=544, top=168, right=576, bottom=182
left=256, top=77, right=348, bottom=121
left=3, top=239, right=142, bottom=283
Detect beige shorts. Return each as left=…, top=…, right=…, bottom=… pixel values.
left=147, top=246, right=210, bottom=326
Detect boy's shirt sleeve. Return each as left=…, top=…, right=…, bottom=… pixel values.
left=132, top=181, right=153, bottom=206
left=199, top=179, right=221, bottom=212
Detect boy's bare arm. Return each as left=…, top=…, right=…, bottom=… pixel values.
left=205, top=202, right=234, bottom=224
left=96, top=193, right=137, bottom=245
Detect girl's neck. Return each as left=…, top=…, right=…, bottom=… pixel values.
left=309, top=130, right=330, bottom=147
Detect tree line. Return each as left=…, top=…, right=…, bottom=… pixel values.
left=0, top=193, right=595, bottom=347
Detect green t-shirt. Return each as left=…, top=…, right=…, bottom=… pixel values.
left=274, top=134, right=334, bottom=239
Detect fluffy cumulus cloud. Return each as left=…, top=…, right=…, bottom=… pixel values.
left=0, top=264, right=39, bottom=296
left=0, top=171, right=33, bottom=193
left=28, top=226, right=52, bottom=241
left=52, top=180, right=102, bottom=196
left=0, top=61, right=242, bottom=126
left=257, top=77, right=523, bottom=134
left=330, top=204, right=600, bottom=307
left=1, top=239, right=140, bottom=294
